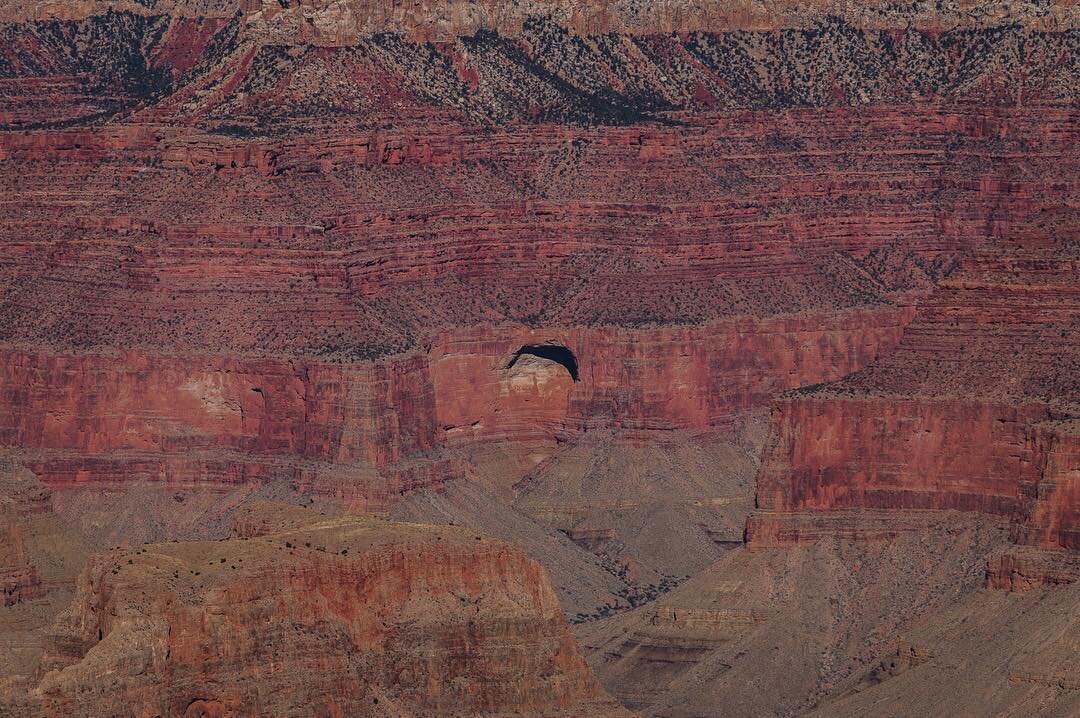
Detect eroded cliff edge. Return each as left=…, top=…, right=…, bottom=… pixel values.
left=0, top=1, right=1077, bottom=715
left=1, top=503, right=631, bottom=717
left=581, top=220, right=1078, bottom=716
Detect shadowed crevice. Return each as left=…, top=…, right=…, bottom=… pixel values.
left=508, top=344, right=579, bottom=381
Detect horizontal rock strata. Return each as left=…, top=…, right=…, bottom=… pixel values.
left=4, top=504, right=631, bottom=717
left=747, top=242, right=1079, bottom=587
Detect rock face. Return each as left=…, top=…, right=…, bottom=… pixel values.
left=0, top=461, right=52, bottom=607
left=0, top=461, right=90, bottom=680
left=4, top=504, right=630, bottom=717
left=3, top=0, right=1077, bottom=34
left=1, top=349, right=449, bottom=505
left=2, top=12, right=1074, bottom=511
left=0, top=509, right=39, bottom=607
left=581, top=231, right=1079, bottom=715
left=0, top=1, right=1077, bottom=715
left=809, top=582, right=1080, bottom=717
left=0, top=309, right=906, bottom=489
left=580, top=515, right=1024, bottom=716
left=747, top=239, right=1079, bottom=589
left=747, top=398, right=1054, bottom=548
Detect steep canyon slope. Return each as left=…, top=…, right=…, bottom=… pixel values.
left=0, top=0, right=1077, bottom=715
left=582, top=225, right=1080, bottom=716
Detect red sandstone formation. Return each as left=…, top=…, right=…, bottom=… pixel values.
left=1, top=101, right=1070, bottom=502
left=0, top=461, right=53, bottom=607
left=2, top=504, right=630, bottom=717
left=0, top=0, right=1077, bottom=715
left=0, top=510, right=39, bottom=607
left=748, top=239, right=1079, bottom=589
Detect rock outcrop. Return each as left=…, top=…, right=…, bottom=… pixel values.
left=747, top=239, right=1079, bottom=589
left=810, top=581, right=1080, bottom=716
left=0, top=461, right=52, bottom=607
left=0, top=509, right=40, bottom=607
left=2, top=504, right=631, bottom=717
left=4, top=0, right=1078, bottom=35
left=0, top=2, right=1076, bottom=714
left=577, top=221, right=1079, bottom=715
left=2, top=52, right=1073, bottom=508
left=579, top=515, right=1022, bottom=716
left=0, top=460, right=90, bottom=679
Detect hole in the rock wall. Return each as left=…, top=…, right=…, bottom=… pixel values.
left=507, top=344, right=579, bottom=381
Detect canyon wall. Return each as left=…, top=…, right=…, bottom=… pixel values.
left=0, top=509, right=39, bottom=607
left=2, top=22, right=1072, bottom=498
left=431, top=309, right=911, bottom=441
left=0, top=306, right=905, bottom=502
left=0, top=348, right=448, bottom=505
left=2, top=504, right=630, bottom=717
left=0, top=2, right=1075, bottom=715
left=0, top=461, right=52, bottom=606
left=0, top=3, right=1074, bottom=554
left=747, top=242, right=1079, bottom=587
left=3, top=0, right=1077, bottom=35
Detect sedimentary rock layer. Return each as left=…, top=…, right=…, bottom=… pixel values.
left=984, top=544, right=1080, bottom=590
left=3, top=0, right=1077, bottom=36
left=753, top=398, right=1049, bottom=520
left=0, top=4, right=1074, bottom=573
left=6, top=104, right=1065, bottom=353
left=0, top=509, right=39, bottom=607
left=748, top=242, right=1079, bottom=585
left=4, top=11, right=1078, bottom=125
left=810, top=582, right=1080, bottom=716
left=0, top=3, right=1074, bottom=716
left=0, top=461, right=52, bottom=607
left=3, top=504, right=630, bottom=717
left=0, top=305, right=904, bottom=504
left=2, top=24, right=1073, bottom=503
left=580, top=515, right=1018, bottom=716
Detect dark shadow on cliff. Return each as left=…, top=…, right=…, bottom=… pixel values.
left=509, top=344, right=580, bottom=381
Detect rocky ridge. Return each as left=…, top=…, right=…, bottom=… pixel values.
left=748, top=237, right=1079, bottom=585
left=3, top=0, right=1078, bottom=37
left=0, top=1, right=1077, bottom=715
left=2, top=503, right=631, bottom=717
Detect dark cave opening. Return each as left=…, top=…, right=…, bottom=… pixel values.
left=508, top=344, right=580, bottom=381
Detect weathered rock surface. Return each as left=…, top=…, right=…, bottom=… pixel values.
left=2, top=503, right=631, bottom=717
left=0, top=2, right=1077, bottom=715
left=4, top=0, right=1078, bottom=37
left=576, top=196, right=1080, bottom=715
left=0, top=461, right=50, bottom=607
left=810, top=582, right=1080, bottom=717
left=985, top=544, right=1080, bottom=591
left=0, top=510, right=39, bottom=607
left=0, top=460, right=89, bottom=679
left=580, top=515, right=1020, bottom=716
left=2, top=11, right=1072, bottom=520
left=747, top=239, right=1079, bottom=587
left=389, top=478, right=636, bottom=617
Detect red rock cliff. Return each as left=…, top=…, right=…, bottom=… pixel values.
left=748, top=242, right=1079, bottom=588
left=5, top=505, right=630, bottom=717
left=0, top=460, right=52, bottom=606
